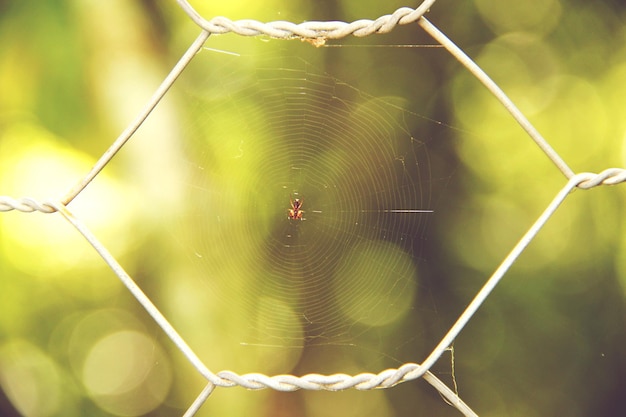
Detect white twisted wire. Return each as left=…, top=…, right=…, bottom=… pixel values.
left=176, top=0, right=437, bottom=40
left=0, top=196, right=55, bottom=213
left=215, top=363, right=423, bottom=391
left=575, top=167, right=626, bottom=189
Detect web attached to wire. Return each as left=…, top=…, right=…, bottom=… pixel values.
left=167, top=46, right=453, bottom=365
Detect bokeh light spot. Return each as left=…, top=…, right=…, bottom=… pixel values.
left=0, top=339, right=64, bottom=417
left=82, top=330, right=172, bottom=416
left=474, top=0, right=562, bottom=36
left=333, top=240, right=416, bottom=327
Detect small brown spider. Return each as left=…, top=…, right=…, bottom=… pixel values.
left=288, top=198, right=304, bottom=220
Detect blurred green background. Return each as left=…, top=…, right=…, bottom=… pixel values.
left=1, top=1, right=625, bottom=416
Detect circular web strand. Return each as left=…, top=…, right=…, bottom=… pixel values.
left=176, top=0, right=438, bottom=40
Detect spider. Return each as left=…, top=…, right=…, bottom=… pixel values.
left=288, top=198, right=304, bottom=220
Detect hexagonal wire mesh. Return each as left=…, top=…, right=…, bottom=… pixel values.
left=1, top=0, right=625, bottom=416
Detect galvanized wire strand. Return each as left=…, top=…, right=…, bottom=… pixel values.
left=49, top=201, right=222, bottom=388
left=216, top=364, right=423, bottom=391
left=215, top=368, right=478, bottom=416
left=60, top=30, right=211, bottom=207
left=176, top=0, right=437, bottom=40
left=0, top=196, right=55, bottom=213
left=576, top=167, right=626, bottom=188
left=416, top=18, right=576, bottom=180
left=183, top=384, right=216, bottom=417
left=415, top=172, right=602, bottom=376
left=422, top=371, right=479, bottom=417
left=0, top=31, right=209, bottom=215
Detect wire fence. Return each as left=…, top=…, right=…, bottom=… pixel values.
left=1, top=1, right=625, bottom=416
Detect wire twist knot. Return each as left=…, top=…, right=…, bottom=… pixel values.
left=0, top=196, right=56, bottom=213
left=177, top=0, right=437, bottom=40
left=575, top=168, right=626, bottom=189
left=212, top=363, right=423, bottom=391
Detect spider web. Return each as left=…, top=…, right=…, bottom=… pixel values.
left=168, top=42, right=454, bottom=370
